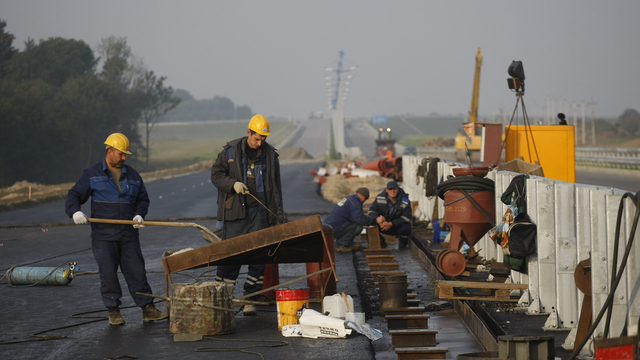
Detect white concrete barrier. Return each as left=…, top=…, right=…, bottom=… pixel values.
left=402, top=155, right=640, bottom=354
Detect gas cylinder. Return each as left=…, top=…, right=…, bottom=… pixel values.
left=8, top=262, right=77, bottom=286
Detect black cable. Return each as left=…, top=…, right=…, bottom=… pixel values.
left=604, top=192, right=637, bottom=338
left=435, top=176, right=495, bottom=200
left=0, top=247, right=92, bottom=272
left=569, top=191, right=639, bottom=360
left=424, top=157, right=440, bottom=197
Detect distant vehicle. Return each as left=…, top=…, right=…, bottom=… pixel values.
left=375, top=127, right=396, bottom=157
left=403, top=146, right=416, bottom=155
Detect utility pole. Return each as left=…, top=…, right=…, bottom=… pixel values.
left=545, top=97, right=550, bottom=125
left=573, top=102, right=578, bottom=145
left=590, top=100, right=596, bottom=146
left=581, top=102, right=586, bottom=145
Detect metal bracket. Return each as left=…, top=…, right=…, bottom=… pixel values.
left=517, top=289, right=530, bottom=307
left=542, top=309, right=558, bottom=330
left=527, top=297, right=541, bottom=315
left=561, top=327, right=577, bottom=350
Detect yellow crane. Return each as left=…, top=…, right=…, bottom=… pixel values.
left=455, top=48, right=483, bottom=159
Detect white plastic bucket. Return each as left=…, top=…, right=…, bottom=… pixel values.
left=322, top=294, right=353, bottom=319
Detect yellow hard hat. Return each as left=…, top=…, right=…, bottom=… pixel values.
left=248, top=114, right=271, bottom=136
left=104, top=133, right=132, bottom=154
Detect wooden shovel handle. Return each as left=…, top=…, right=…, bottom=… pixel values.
left=342, top=292, right=353, bottom=313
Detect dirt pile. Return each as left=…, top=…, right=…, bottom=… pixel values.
left=321, top=174, right=391, bottom=206
left=278, top=147, right=314, bottom=161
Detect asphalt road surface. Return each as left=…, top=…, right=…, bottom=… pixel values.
left=288, top=118, right=330, bottom=160
left=0, top=159, right=367, bottom=360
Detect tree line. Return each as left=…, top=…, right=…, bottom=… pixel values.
left=162, top=89, right=253, bottom=122
left=0, top=20, right=180, bottom=187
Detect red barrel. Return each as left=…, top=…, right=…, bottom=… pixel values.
left=306, top=223, right=336, bottom=299
left=262, top=264, right=279, bottom=300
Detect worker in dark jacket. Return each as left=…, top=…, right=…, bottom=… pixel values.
left=324, top=187, right=381, bottom=252
left=211, top=114, right=285, bottom=316
left=65, top=133, right=167, bottom=326
left=369, top=180, right=412, bottom=248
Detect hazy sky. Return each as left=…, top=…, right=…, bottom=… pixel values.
left=3, top=1, right=639, bottom=120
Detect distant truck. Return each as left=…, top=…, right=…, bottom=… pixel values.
left=375, top=127, right=396, bottom=157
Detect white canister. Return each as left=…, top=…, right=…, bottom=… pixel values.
left=322, top=294, right=353, bottom=319
left=345, top=311, right=365, bottom=325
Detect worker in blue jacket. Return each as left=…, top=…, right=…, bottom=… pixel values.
left=324, top=187, right=382, bottom=252
left=369, top=180, right=412, bottom=248
left=65, top=133, right=167, bottom=326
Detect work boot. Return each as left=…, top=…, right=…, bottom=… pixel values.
left=335, top=244, right=353, bottom=252
left=243, top=304, right=257, bottom=316
left=142, top=303, right=169, bottom=323
left=398, top=236, right=408, bottom=248
left=108, top=307, right=125, bottom=326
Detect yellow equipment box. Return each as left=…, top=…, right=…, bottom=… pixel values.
left=505, top=125, right=575, bottom=183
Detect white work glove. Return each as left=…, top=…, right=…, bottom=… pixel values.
left=133, top=215, right=145, bottom=229
left=73, top=211, right=88, bottom=225
left=233, top=182, right=249, bottom=195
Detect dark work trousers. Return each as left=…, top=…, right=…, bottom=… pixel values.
left=92, top=239, right=153, bottom=309
left=216, top=206, right=267, bottom=296
left=334, top=222, right=363, bottom=247
left=380, top=222, right=412, bottom=240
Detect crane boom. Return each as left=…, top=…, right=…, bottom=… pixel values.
left=469, top=48, right=482, bottom=124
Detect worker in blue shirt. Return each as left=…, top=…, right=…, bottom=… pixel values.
left=369, top=180, right=412, bottom=248
left=65, top=133, right=167, bottom=326
left=324, top=187, right=382, bottom=252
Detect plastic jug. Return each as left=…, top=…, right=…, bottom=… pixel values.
left=322, top=294, right=353, bottom=319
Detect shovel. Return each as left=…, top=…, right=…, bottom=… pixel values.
left=87, top=218, right=221, bottom=243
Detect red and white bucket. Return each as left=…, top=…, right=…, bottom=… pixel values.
left=276, top=287, right=309, bottom=330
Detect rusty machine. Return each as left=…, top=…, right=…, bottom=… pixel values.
left=434, top=168, right=495, bottom=277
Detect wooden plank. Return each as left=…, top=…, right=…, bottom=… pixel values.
left=435, top=280, right=527, bottom=302
left=386, top=314, right=430, bottom=330
left=436, top=280, right=528, bottom=290
left=369, top=262, right=400, bottom=271
left=366, top=226, right=381, bottom=249
left=390, top=329, right=438, bottom=347
left=366, top=255, right=395, bottom=263
left=395, top=347, right=448, bottom=360
left=364, top=249, right=392, bottom=255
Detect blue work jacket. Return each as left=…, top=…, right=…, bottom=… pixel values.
left=211, top=137, right=284, bottom=225
left=369, top=188, right=412, bottom=229
left=65, top=159, right=149, bottom=241
left=324, top=194, right=376, bottom=234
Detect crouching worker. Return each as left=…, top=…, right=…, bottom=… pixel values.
left=65, top=133, right=168, bottom=326
left=324, top=187, right=382, bottom=252
left=369, top=181, right=412, bottom=248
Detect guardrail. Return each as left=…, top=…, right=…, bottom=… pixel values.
left=576, top=147, right=640, bottom=168
left=402, top=156, right=640, bottom=357
left=410, top=146, right=640, bottom=169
